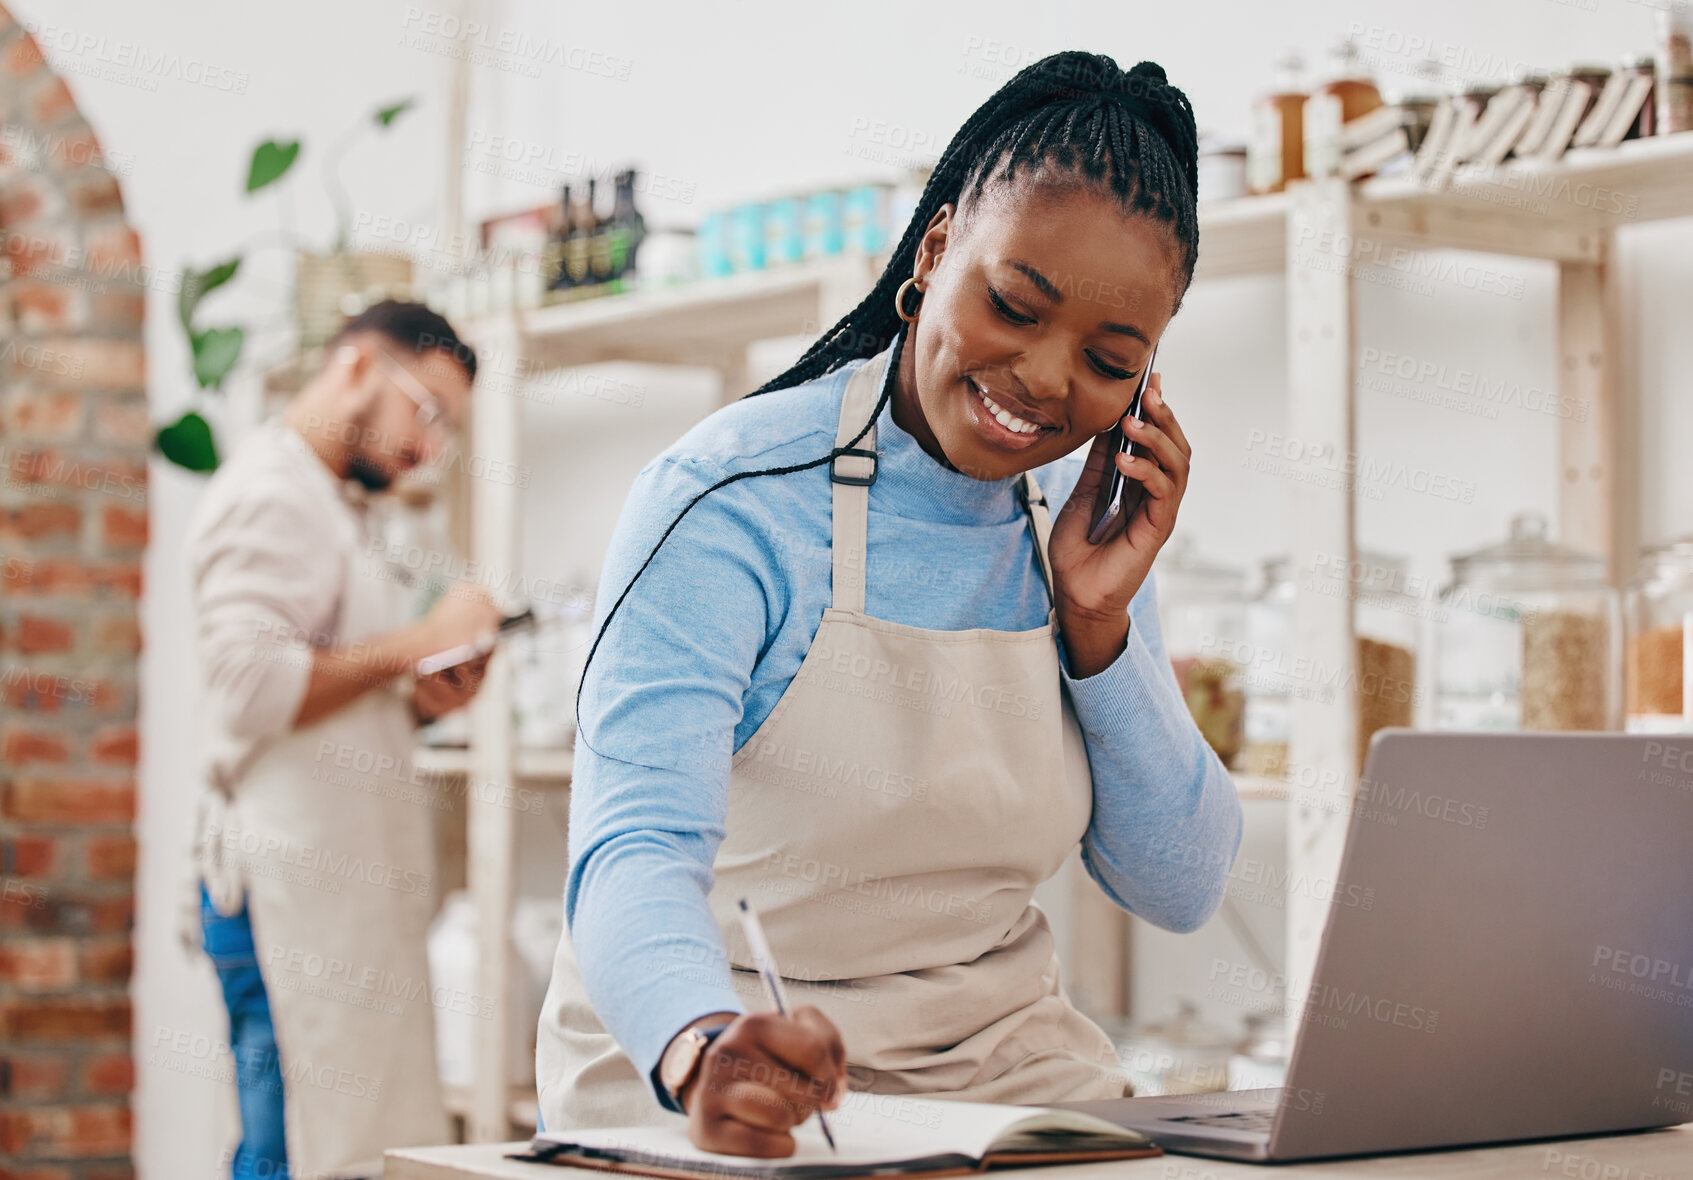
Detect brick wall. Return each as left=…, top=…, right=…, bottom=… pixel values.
left=0, top=8, right=145, bottom=1178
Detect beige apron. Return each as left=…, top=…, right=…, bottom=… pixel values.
left=192, top=484, right=448, bottom=1179
left=538, top=347, right=1129, bottom=1130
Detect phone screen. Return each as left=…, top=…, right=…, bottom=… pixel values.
left=1086, top=345, right=1158, bottom=545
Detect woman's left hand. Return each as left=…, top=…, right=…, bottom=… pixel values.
left=1048, top=372, right=1191, bottom=678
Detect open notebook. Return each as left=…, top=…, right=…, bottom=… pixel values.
left=512, top=1094, right=1159, bottom=1178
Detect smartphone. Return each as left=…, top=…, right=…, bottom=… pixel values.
left=415, top=609, right=537, bottom=677
left=1086, top=345, right=1159, bottom=546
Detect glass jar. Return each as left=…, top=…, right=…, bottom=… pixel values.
left=1242, top=552, right=1420, bottom=779
left=1303, top=39, right=1383, bottom=179
left=1658, top=7, right=1693, bottom=134
left=1434, top=514, right=1620, bottom=734
left=1248, top=50, right=1307, bottom=195
left=1625, top=538, right=1693, bottom=733
left=1107, top=1001, right=1235, bottom=1096
left=1323, top=552, right=1420, bottom=774
left=1241, top=556, right=1296, bottom=779
left=1155, top=537, right=1248, bottom=768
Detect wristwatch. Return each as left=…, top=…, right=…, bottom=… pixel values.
left=658, top=1021, right=732, bottom=1108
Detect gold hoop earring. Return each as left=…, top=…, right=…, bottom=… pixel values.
left=894, top=276, right=923, bottom=323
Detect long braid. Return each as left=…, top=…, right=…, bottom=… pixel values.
left=574, top=52, right=1201, bottom=740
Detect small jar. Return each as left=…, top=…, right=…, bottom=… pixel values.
left=1324, top=553, right=1420, bottom=773
left=1434, top=514, right=1621, bottom=733
left=1304, top=39, right=1383, bottom=179
left=1242, top=556, right=1296, bottom=779
left=1625, top=538, right=1693, bottom=733
left=1248, top=51, right=1307, bottom=195
left=1242, top=552, right=1420, bottom=779
left=1155, top=537, right=1248, bottom=768
left=1657, top=7, right=1693, bottom=133
left=1197, top=139, right=1249, bottom=203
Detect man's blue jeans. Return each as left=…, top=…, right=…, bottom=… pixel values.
left=201, top=883, right=290, bottom=1180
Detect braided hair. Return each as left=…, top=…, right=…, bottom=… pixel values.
left=574, top=52, right=1200, bottom=738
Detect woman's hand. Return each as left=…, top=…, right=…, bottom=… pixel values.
left=1048, top=372, right=1191, bottom=678
left=680, top=1007, right=847, bottom=1157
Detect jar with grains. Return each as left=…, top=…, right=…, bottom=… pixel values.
left=1322, top=552, right=1420, bottom=774
left=1241, top=552, right=1419, bottom=779
left=1626, top=537, right=1693, bottom=733
left=1434, top=514, right=1620, bottom=734
left=1155, top=536, right=1248, bottom=768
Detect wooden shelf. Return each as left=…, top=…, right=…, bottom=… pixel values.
left=468, top=254, right=884, bottom=372
left=442, top=130, right=1693, bottom=1143
left=1193, top=132, right=1693, bottom=279
left=413, top=745, right=573, bottom=782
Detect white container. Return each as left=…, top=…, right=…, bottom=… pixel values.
left=1197, top=141, right=1249, bottom=203
left=428, top=891, right=546, bottom=1088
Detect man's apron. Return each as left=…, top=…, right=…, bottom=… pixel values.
left=537, top=347, right=1129, bottom=1130
left=192, top=487, right=449, bottom=1179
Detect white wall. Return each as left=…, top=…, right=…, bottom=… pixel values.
left=26, top=0, right=1691, bottom=1175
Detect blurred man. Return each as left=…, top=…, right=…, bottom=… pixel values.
left=185, top=302, right=502, bottom=1180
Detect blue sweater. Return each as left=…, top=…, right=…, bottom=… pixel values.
left=566, top=336, right=1244, bottom=1109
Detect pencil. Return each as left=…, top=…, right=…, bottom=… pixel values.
left=736, top=898, right=838, bottom=1151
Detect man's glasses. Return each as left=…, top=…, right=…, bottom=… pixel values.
left=376, top=347, right=460, bottom=439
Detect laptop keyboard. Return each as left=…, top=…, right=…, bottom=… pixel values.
left=1167, top=1109, right=1276, bottom=1133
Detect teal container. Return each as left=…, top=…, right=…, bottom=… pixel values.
left=728, top=203, right=766, bottom=272
left=697, top=211, right=732, bottom=278
left=763, top=197, right=805, bottom=265
left=802, top=190, right=844, bottom=258
left=842, top=185, right=889, bottom=255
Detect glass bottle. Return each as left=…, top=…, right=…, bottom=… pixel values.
left=545, top=184, right=573, bottom=291
left=1248, top=51, right=1307, bottom=195
left=587, top=176, right=615, bottom=284
left=563, top=178, right=597, bottom=287
left=1433, top=514, right=1621, bottom=734
left=1625, top=538, right=1693, bottom=733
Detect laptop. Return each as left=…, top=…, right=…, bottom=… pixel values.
left=1050, top=731, right=1693, bottom=1162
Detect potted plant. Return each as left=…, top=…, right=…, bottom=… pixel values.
left=157, top=98, right=417, bottom=473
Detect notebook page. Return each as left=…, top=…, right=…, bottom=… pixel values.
left=536, top=1095, right=1086, bottom=1172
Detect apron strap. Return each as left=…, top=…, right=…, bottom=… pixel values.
left=830, top=348, right=893, bottom=614
left=1018, top=471, right=1058, bottom=606
left=828, top=342, right=1058, bottom=613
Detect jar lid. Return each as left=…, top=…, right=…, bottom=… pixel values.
left=1449, top=512, right=1607, bottom=589
left=1159, top=535, right=1248, bottom=600
left=1260, top=550, right=1408, bottom=594
left=1638, top=535, right=1693, bottom=574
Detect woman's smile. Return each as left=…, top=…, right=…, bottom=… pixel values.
left=963, top=375, right=1058, bottom=451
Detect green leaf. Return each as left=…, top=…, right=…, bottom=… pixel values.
left=246, top=139, right=300, bottom=193
left=155, top=410, right=219, bottom=472
left=177, top=256, right=241, bottom=333
left=191, top=326, right=244, bottom=389
left=374, top=98, right=415, bottom=128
